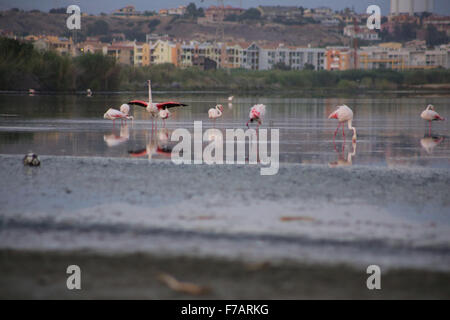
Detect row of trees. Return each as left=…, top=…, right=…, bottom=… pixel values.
left=1, top=38, right=450, bottom=92
left=0, top=38, right=121, bottom=91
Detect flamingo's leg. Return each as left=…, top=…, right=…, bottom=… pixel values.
left=429, top=121, right=431, bottom=135
left=334, top=122, right=340, bottom=141
left=334, top=122, right=340, bottom=136
left=342, top=123, right=345, bottom=137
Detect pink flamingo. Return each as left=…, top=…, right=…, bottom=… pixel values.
left=246, top=104, right=266, bottom=128
left=328, top=104, right=357, bottom=142
left=421, top=104, right=445, bottom=134
left=128, top=80, right=187, bottom=128
left=208, top=104, right=224, bottom=126
left=103, top=104, right=133, bottom=126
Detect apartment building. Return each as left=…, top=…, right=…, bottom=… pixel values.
left=103, top=42, right=135, bottom=65
left=358, top=44, right=450, bottom=70
left=259, top=44, right=325, bottom=70
left=150, top=40, right=179, bottom=66
left=134, top=42, right=151, bottom=67
left=205, top=6, right=244, bottom=22
left=178, top=41, right=226, bottom=68
left=325, top=47, right=354, bottom=71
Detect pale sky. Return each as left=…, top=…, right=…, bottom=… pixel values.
left=0, top=0, right=449, bottom=15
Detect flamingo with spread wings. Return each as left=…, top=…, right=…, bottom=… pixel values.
left=128, top=80, right=188, bottom=126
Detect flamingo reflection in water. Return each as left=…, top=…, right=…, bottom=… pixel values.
left=129, top=128, right=172, bottom=161
left=104, top=124, right=130, bottom=147
left=328, top=140, right=357, bottom=168
left=420, top=135, right=444, bottom=154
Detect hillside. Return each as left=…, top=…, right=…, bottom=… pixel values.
left=0, top=10, right=346, bottom=46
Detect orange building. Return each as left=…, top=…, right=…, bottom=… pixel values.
left=325, top=48, right=354, bottom=71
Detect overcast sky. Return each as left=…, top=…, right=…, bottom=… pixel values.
left=0, top=0, right=449, bottom=15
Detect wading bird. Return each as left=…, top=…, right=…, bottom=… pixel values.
left=208, top=104, right=224, bottom=124
left=328, top=104, right=357, bottom=142
left=86, top=88, right=92, bottom=97
left=103, top=105, right=133, bottom=125
left=128, top=80, right=188, bottom=127
left=159, top=108, right=171, bottom=127
left=421, top=104, right=445, bottom=134
left=228, top=96, right=234, bottom=102
left=246, top=104, right=266, bottom=128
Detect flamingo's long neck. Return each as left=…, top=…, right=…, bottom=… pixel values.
left=148, top=80, right=153, bottom=105
left=216, top=106, right=222, bottom=116
left=348, top=119, right=357, bottom=141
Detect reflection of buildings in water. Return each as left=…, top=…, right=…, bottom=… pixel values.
left=420, top=135, right=444, bottom=154
left=103, top=124, right=129, bottom=147
left=328, top=141, right=356, bottom=167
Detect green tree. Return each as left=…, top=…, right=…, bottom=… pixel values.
left=87, top=20, right=110, bottom=36
left=303, top=63, right=315, bottom=71
left=185, top=3, right=203, bottom=19
left=148, top=19, right=161, bottom=31
left=75, top=53, right=121, bottom=91
left=272, top=62, right=290, bottom=71
left=239, top=8, right=261, bottom=21
left=425, top=25, right=448, bottom=47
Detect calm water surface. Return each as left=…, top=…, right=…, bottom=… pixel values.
left=0, top=92, right=449, bottom=168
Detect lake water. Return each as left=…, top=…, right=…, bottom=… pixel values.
left=0, top=92, right=449, bottom=168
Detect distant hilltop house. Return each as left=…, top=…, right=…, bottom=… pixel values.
left=204, top=6, right=244, bottom=22
left=146, top=33, right=171, bottom=43
left=257, top=6, right=304, bottom=21
left=159, top=6, right=187, bottom=16
left=344, top=25, right=380, bottom=41
left=113, top=5, right=141, bottom=16
left=169, top=6, right=187, bottom=16
left=158, top=9, right=169, bottom=16
left=423, top=15, right=450, bottom=36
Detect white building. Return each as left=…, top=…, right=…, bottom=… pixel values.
left=258, top=44, right=325, bottom=70
left=344, top=25, right=380, bottom=41
left=390, top=0, right=434, bottom=16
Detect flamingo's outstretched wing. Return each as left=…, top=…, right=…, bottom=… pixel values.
left=156, top=101, right=188, bottom=109
left=128, top=100, right=148, bottom=107
left=157, top=146, right=172, bottom=156
left=128, top=149, right=147, bottom=157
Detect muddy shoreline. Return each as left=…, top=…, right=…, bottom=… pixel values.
left=1, top=249, right=449, bottom=299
